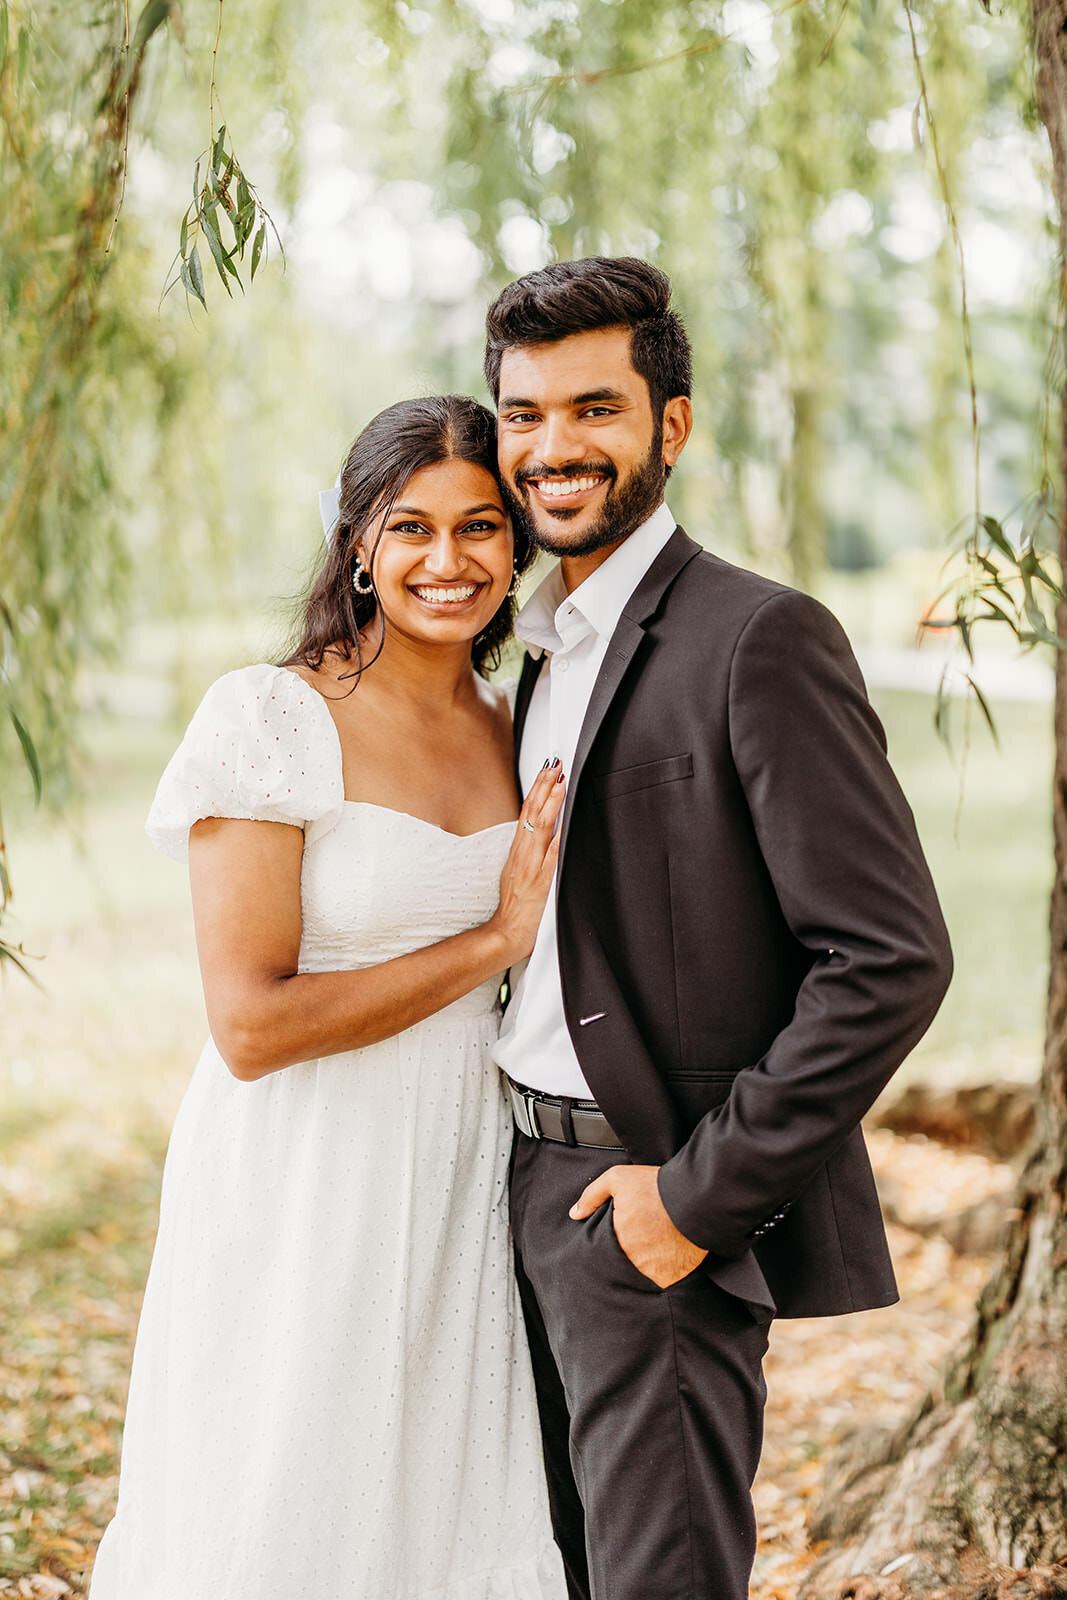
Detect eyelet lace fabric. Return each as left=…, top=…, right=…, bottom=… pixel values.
left=90, top=664, right=565, bottom=1600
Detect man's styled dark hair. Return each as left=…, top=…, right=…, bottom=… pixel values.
left=484, top=257, right=692, bottom=418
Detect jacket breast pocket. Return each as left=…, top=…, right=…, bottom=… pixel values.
left=594, top=752, right=693, bottom=800
left=664, top=1070, right=739, bottom=1126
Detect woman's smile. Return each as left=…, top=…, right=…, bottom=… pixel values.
left=408, top=579, right=487, bottom=610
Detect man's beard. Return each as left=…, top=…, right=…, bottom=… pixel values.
left=503, top=423, right=667, bottom=559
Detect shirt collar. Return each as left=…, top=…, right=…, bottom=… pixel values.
left=514, top=562, right=568, bottom=658
left=516, top=502, right=677, bottom=658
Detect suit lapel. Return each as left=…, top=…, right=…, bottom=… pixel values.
left=558, top=525, right=701, bottom=863
left=511, top=650, right=545, bottom=786
left=557, top=615, right=644, bottom=866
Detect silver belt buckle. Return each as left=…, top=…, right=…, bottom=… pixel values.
left=509, top=1080, right=543, bottom=1140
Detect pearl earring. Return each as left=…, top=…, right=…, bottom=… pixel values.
left=353, top=553, right=374, bottom=594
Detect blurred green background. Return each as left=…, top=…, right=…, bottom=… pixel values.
left=1, top=1, right=1059, bottom=1583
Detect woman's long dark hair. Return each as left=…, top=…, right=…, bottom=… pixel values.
left=283, top=395, right=532, bottom=684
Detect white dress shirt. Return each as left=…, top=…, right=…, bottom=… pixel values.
left=493, top=502, right=678, bottom=1097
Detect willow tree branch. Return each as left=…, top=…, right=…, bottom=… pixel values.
left=509, top=0, right=809, bottom=94
left=902, top=0, right=981, bottom=523
left=209, top=0, right=223, bottom=143
left=104, top=0, right=132, bottom=254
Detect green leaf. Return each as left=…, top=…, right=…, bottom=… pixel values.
left=193, top=159, right=201, bottom=206
left=250, top=223, right=266, bottom=281
left=265, top=213, right=285, bottom=266
left=1020, top=581, right=1065, bottom=647
left=1025, top=549, right=1064, bottom=598
left=236, top=171, right=251, bottom=215
left=1022, top=492, right=1056, bottom=546
left=201, top=207, right=236, bottom=291
left=235, top=202, right=256, bottom=250
left=0, top=938, right=42, bottom=986
left=212, top=125, right=227, bottom=170
left=978, top=597, right=1019, bottom=630
left=0, top=4, right=9, bottom=74
left=964, top=674, right=1000, bottom=748
left=978, top=515, right=1014, bottom=560
left=187, top=244, right=207, bottom=307
left=955, top=611, right=973, bottom=661
left=131, top=0, right=172, bottom=54
left=179, top=208, right=189, bottom=257
left=933, top=672, right=951, bottom=747
left=8, top=706, right=42, bottom=803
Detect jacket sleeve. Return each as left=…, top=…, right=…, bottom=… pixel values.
left=656, top=588, right=952, bottom=1258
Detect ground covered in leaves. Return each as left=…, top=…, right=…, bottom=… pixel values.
left=0, top=1103, right=1013, bottom=1597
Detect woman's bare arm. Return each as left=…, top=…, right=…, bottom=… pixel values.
left=188, top=764, right=564, bottom=1081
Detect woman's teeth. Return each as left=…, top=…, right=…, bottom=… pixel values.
left=412, top=584, right=479, bottom=604
left=533, top=476, right=605, bottom=498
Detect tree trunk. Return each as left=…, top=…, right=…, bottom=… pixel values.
left=797, top=3, right=1067, bottom=1592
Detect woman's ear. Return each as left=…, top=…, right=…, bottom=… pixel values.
left=354, top=528, right=379, bottom=573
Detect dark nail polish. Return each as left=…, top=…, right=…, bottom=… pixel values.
left=541, top=758, right=550, bottom=770
left=550, top=757, right=561, bottom=769
left=555, top=770, right=565, bottom=784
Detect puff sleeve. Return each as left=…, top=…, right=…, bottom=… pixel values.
left=146, top=663, right=345, bottom=863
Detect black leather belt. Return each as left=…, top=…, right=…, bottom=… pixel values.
left=506, top=1077, right=624, bottom=1150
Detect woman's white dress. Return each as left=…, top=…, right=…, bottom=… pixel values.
left=90, top=663, right=564, bottom=1600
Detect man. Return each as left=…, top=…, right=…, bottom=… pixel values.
left=486, top=257, right=952, bottom=1600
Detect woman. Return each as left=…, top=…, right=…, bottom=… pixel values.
left=90, top=396, right=567, bottom=1600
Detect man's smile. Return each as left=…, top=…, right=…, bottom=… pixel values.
left=524, top=474, right=610, bottom=512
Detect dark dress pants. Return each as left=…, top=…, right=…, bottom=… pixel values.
left=510, top=1133, right=770, bottom=1600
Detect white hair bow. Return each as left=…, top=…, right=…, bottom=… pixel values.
left=319, top=473, right=341, bottom=545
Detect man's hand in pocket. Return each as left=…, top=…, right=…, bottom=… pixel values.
left=570, top=1165, right=708, bottom=1289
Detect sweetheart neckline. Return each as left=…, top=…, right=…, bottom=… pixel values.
left=270, top=667, right=519, bottom=844
left=338, top=800, right=517, bottom=841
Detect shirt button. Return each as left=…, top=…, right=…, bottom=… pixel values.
left=555, top=659, right=570, bottom=673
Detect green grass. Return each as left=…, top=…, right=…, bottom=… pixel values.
left=873, top=688, right=1052, bottom=1086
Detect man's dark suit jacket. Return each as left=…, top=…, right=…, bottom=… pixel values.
left=513, top=525, right=953, bottom=1323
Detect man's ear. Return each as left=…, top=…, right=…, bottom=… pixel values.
left=662, top=396, right=693, bottom=467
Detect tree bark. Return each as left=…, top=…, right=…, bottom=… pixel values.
left=797, top=3, right=1067, bottom=1591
